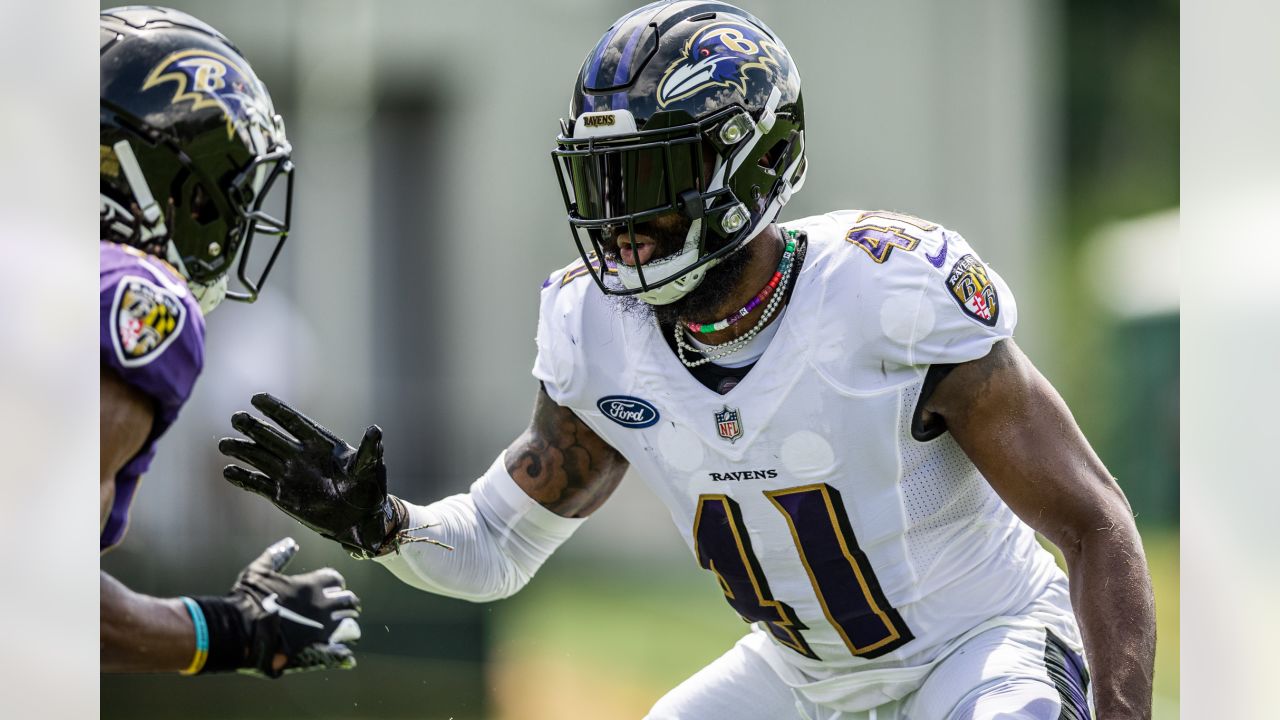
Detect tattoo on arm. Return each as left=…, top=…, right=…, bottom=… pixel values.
left=505, top=384, right=628, bottom=518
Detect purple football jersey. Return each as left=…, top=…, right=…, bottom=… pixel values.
left=100, top=241, right=205, bottom=551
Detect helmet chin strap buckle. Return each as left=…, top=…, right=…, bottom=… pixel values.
left=678, top=189, right=705, bottom=220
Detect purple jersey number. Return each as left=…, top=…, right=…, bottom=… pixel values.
left=693, top=495, right=818, bottom=659
left=694, top=484, right=913, bottom=661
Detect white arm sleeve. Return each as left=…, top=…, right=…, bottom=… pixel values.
left=373, top=454, right=585, bottom=602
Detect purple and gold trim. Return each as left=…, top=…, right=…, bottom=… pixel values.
left=766, top=483, right=913, bottom=659
left=694, top=494, right=818, bottom=659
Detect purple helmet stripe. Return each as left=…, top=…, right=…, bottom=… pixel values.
left=582, top=26, right=618, bottom=113
left=583, top=2, right=663, bottom=113
left=609, top=22, right=648, bottom=110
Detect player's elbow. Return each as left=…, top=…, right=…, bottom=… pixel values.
left=469, top=558, right=536, bottom=602
left=1049, top=476, right=1141, bottom=565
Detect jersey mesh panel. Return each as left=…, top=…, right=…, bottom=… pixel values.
left=897, top=383, right=1001, bottom=574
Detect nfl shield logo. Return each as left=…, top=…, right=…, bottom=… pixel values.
left=714, top=406, right=743, bottom=443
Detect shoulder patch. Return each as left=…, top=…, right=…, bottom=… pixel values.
left=945, top=254, right=999, bottom=327
left=111, top=275, right=187, bottom=367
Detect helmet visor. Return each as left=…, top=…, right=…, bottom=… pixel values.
left=549, top=107, right=754, bottom=298
left=555, top=134, right=704, bottom=225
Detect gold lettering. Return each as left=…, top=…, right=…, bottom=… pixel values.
left=191, top=60, right=227, bottom=93
left=711, top=28, right=758, bottom=55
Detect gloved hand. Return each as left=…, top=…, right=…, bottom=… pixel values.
left=196, top=538, right=361, bottom=678
left=219, top=393, right=404, bottom=558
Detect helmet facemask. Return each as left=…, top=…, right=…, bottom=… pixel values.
left=554, top=100, right=799, bottom=304
left=553, top=2, right=806, bottom=306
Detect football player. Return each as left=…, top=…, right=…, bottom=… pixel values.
left=100, top=7, right=361, bottom=678
left=220, top=1, right=1154, bottom=716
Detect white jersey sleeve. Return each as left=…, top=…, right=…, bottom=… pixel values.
left=781, top=210, right=1018, bottom=394
left=532, top=257, right=631, bottom=410
left=869, top=220, right=1017, bottom=369
left=532, top=260, right=586, bottom=406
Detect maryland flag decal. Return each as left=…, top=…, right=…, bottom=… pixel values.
left=112, top=276, right=186, bottom=367
left=945, top=254, right=1000, bottom=327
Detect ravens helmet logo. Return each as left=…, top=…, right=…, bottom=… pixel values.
left=142, top=49, right=271, bottom=140
left=657, top=22, right=782, bottom=107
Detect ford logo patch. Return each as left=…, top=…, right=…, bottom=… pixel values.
left=597, top=395, right=660, bottom=429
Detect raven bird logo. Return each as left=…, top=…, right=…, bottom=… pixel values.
left=657, top=22, right=781, bottom=107
left=142, top=49, right=268, bottom=139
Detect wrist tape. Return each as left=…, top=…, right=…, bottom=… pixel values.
left=192, top=596, right=249, bottom=673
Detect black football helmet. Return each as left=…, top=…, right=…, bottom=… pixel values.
left=100, top=6, right=293, bottom=313
left=552, top=1, right=806, bottom=305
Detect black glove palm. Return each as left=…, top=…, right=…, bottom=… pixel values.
left=220, top=393, right=401, bottom=557
left=200, top=538, right=362, bottom=678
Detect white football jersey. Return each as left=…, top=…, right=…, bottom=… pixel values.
left=533, top=210, right=1080, bottom=697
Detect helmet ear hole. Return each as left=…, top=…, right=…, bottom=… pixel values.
left=168, top=168, right=236, bottom=281
left=190, top=183, right=220, bottom=226
left=757, top=138, right=791, bottom=174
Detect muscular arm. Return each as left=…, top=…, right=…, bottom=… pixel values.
left=503, top=383, right=629, bottom=517
left=923, top=340, right=1155, bottom=720
left=100, top=367, right=197, bottom=673
left=100, top=366, right=152, bottom=529
left=101, top=572, right=197, bottom=673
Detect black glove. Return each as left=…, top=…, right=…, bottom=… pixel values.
left=197, top=538, right=361, bottom=678
left=219, top=393, right=404, bottom=558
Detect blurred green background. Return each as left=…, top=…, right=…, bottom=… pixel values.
left=101, top=0, right=1177, bottom=717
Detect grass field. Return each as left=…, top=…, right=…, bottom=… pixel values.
left=491, top=526, right=1179, bottom=719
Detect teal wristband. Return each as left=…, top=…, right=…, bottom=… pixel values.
left=179, top=596, right=209, bottom=675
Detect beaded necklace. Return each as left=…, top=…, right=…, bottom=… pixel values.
left=685, top=235, right=798, bottom=334
left=673, top=231, right=802, bottom=369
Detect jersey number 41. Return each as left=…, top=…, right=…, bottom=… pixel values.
left=694, top=483, right=914, bottom=660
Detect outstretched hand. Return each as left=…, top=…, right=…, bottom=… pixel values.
left=220, top=393, right=402, bottom=557
left=228, top=537, right=362, bottom=678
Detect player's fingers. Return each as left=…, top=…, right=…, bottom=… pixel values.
left=298, top=567, right=346, bottom=590
left=322, top=586, right=361, bottom=613
left=322, top=643, right=357, bottom=670
left=329, top=618, right=361, bottom=645
left=354, top=425, right=383, bottom=472
left=218, top=438, right=284, bottom=476
left=251, top=393, right=343, bottom=446
left=281, top=644, right=354, bottom=674
left=222, top=464, right=275, bottom=495
left=250, top=392, right=326, bottom=444
left=231, top=411, right=299, bottom=456
left=249, top=537, right=299, bottom=574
